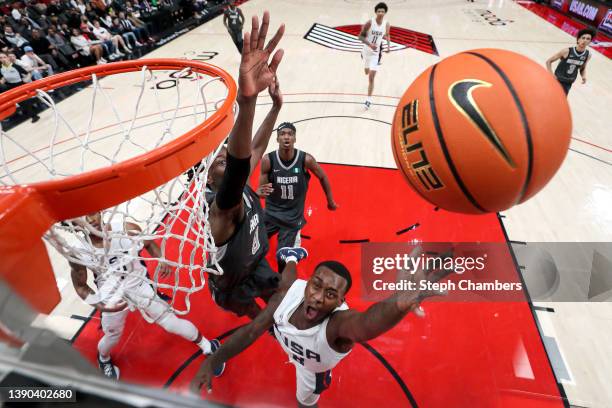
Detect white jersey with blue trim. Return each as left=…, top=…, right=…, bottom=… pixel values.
left=364, top=17, right=388, bottom=53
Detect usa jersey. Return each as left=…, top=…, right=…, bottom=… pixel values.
left=273, top=280, right=351, bottom=373
left=363, top=17, right=387, bottom=53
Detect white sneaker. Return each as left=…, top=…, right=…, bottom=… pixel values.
left=135, top=41, right=143, bottom=47
left=116, top=51, right=125, bottom=57
left=365, top=100, right=372, bottom=110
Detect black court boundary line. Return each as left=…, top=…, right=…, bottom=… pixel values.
left=360, top=342, right=418, bottom=407
left=569, top=147, right=612, bottom=167
left=497, top=216, right=570, bottom=408
left=396, top=223, right=420, bottom=235
left=339, top=238, right=370, bottom=244
left=70, top=308, right=98, bottom=344
left=163, top=325, right=244, bottom=388
left=534, top=306, right=556, bottom=313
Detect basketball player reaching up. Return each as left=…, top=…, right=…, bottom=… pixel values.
left=359, top=2, right=390, bottom=109
left=191, top=247, right=449, bottom=407
left=546, top=28, right=594, bottom=95
left=258, top=121, right=337, bottom=270
left=205, top=11, right=285, bottom=319
left=223, top=2, right=245, bottom=53
left=66, top=212, right=222, bottom=380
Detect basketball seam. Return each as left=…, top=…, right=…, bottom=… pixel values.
left=466, top=51, right=534, bottom=204
left=429, top=63, right=487, bottom=213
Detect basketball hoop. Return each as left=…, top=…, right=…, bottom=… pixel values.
left=0, top=59, right=236, bottom=324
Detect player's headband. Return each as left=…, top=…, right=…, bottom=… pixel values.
left=277, top=122, right=296, bottom=133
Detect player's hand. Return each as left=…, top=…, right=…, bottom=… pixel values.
left=190, top=358, right=215, bottom=395
left=385, top=46, right=390, bottom=53
left=96, top=300, right=128, bottom=313
left=159, top=263, right=172, bottom=278
left=393, top=246, right=453, bottom=314
left=369, top=43, right=376, bottom=51
left=268, top=75, right=282, bottom=107
left=581, top=77, right=587, bottom=84
left=257, top=183, right=274, bottom=197
left=238, top=11, right=285, bottom=99
left=327, top=200, right=338, bottom=211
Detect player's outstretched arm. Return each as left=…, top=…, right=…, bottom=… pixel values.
left=250, top=76, right=282, bottom=173
left=546, top=48, right=568, bottom=73
left=305, top=154, right=337, bottom=210
left=69, top=262, right=127, bottom=313
left=327, top=248, right=449, bottom=346
left=212, top=12, right=284, bottom=230
left=191, top=262, right=297, bottom=394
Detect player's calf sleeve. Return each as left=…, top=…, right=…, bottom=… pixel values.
left=216, top=152, right=251, bottom=210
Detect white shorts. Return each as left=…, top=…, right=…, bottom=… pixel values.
left=101, top=280, right=171, bottom=334
left=295, top=365, right=332, bottom=406
left=361, top=48, right=382, bottom=71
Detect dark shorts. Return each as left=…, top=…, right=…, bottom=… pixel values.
left=265, top=215, right=302, bottom=249
left=557, top=79, right=573, bottom=95
left=208, top=258, right=279, bottom=317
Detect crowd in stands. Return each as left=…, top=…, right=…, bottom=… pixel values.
left=0, top=0, right=227, bottom=123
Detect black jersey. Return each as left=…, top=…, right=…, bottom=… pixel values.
left=265, top=150, right=311, bottom=228
left=554, top=47, right=589, bottom=83
left=207, top=185, right=269, bottom=292
left=224, top=8, right=243, bottom=31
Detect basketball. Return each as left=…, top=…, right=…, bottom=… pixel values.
left=391, top=48, right=572, bottom=214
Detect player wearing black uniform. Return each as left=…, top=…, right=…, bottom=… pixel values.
left=205, top=11, right=285, bottom=319
left=258, top=122, right=337, bottom=269
left=223, top=3, right=245, bottom=53
left=546, top=28, right=594, bottom=95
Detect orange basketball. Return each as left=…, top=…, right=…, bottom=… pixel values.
left=391, top=48, right=571, bottom=214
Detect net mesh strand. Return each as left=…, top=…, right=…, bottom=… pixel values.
left=0, top=65, right=228, bottom=320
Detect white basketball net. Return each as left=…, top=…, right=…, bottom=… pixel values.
left=0, top=65, right=230, bottom=320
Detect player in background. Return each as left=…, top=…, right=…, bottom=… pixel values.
left=223, top=2, right=245, bottom=53
left=258, top=121, right=337, bottom=272
left=358, top=2, right=390, bottom=109
left=546, top=28, right=594, bottom=95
